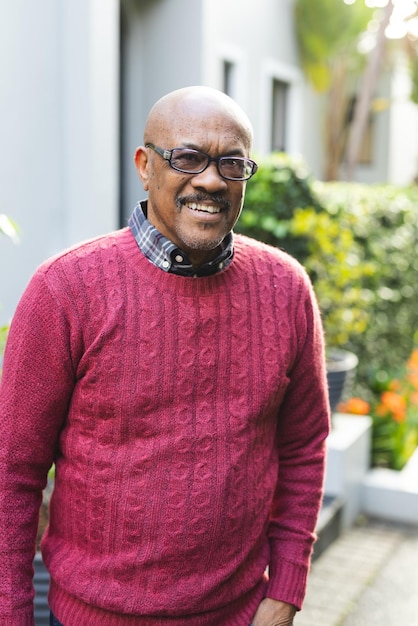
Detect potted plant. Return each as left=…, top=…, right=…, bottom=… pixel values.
left=338, top=348, right=418, bottom=470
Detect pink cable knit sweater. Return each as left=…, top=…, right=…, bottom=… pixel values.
left=0, top=229, right=329, bottom=625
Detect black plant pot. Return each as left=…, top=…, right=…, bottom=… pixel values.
left=34, top=552, right=50, bottom=626
left=34, top=477, right=53, bottom=626
left=326, top=349, right=358, bottom=413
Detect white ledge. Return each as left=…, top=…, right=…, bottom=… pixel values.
left=324, top=413, right=372, bottom=528
left=361, top=447, right=418, bottom=525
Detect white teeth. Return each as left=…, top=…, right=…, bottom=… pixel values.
left=187, top=202, right=221, bottom=214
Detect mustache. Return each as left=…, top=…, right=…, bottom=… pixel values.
left=176, top=193, right=231, bottom=211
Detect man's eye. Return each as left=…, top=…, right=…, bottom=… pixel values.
left=174, top=151, right=205, bottom=168
left=222, top=158, right=245, bottom=173
left=180, top=152, right=201, bottom=162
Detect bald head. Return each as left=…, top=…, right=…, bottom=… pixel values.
left=134, top=86, right=256, bottom=268
left=144, top=86, right=253, bottom=152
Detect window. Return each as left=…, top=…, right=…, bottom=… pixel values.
left=271, top=79, right=289, bottom=152
left=344, top=95, right=374, bottom=165
left=223, top=60, right=236, bottom=97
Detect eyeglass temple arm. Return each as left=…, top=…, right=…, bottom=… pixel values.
left=145, top=143, right=173, bottom=161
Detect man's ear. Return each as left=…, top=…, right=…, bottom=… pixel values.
left=134, top=146, right=150, bottom=191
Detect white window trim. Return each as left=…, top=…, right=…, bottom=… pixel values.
left=259, top=59, right=303, bottom=156
left=216, top=44, right=249, bottom=112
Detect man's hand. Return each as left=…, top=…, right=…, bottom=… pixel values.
left=251, top=597, right=296, bottom=626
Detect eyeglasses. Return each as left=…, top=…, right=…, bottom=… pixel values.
left=146, top=143, right=258, bottom=181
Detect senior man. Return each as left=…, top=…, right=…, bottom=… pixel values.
left=0, top=86, right=330, bottom=625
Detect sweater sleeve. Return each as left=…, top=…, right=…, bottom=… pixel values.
left=266, top=271, right=330, bottom=610
left=0, top=270, right=77, bottom=624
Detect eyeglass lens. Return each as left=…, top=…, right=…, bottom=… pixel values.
left=170, top=149, right=253, bottom=180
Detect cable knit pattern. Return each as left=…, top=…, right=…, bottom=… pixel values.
left=0, top=229, right=330, bottom=625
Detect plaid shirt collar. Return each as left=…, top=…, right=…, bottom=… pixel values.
left=128, top=200, right=234, bottom=277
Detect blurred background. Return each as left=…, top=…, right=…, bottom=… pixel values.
left=1, top=0, right=417, bottom=325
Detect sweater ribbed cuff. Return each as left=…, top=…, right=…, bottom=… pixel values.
left=266, top=559, right=308, bottom=610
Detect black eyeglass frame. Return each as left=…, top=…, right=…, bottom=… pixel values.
left=145, top=143, right=258, bottom=181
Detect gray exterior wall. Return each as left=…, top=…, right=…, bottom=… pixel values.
left=0, top=0, right=119, bottom=325
left=120, top=0, right=204, bottom=220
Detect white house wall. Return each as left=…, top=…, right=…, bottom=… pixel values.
left=0, top=0, right=119, bottom=325
left=201, top=0, right=315, bottom=164
left=389, top=56, right=418, bottom=185
left=1, top=0, right=63, bottom=325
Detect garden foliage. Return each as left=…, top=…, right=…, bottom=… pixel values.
left=339, top=349, right=418, bottom=470
left=313, top=181, right=418, bottom=388
left=237, top=153, right=418, bottom=468
left=0, top=214, right=19, bottom=374
left=237, top=153, right=418, bottom=381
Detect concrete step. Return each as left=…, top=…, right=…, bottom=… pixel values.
left=314, top=495, right=344, bottom=560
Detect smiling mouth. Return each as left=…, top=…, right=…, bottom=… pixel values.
left=186, top=202, right=221, bottom=214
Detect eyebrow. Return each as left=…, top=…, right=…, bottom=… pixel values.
left=180, top=142, right=247, bottom=157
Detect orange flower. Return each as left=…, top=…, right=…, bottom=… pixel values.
left=337, top=397, right=370, bottom=415
left=379, top=390, right=407, bottom=422
left=407, top=348, right=418, bottom=369
left=375, top=403, right=388, bottom=417
left=389, top=378, right=401, bottom=391
left=407, top=372, right=418, bottom=391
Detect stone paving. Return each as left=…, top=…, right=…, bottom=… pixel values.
left=294, top=517, right=418, bottom=626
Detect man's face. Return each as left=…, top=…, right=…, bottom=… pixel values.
left=135, top=107, right=250, bottom=267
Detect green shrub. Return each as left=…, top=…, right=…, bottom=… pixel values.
left=236, top=152, right=324, bottom=262
left=237, top=153, right=375, bottom=351
left=288, top=205, right=374, bottom=348
left=237, top=154, right=418, bottom=399
left=314, top=182, right=418, bottom=396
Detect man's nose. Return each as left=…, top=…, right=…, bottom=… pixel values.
left=191, top=161, right=228, bottom=192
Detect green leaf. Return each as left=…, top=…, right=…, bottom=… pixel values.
left=0, top=214, right=19, bottom=244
